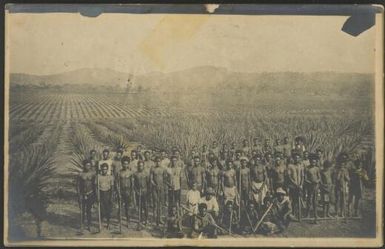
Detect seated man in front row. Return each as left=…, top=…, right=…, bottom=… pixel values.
left=192, top=203, right=218, bottom=238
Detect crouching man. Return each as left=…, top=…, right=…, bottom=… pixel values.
left=192, top=203, right=218, bottom=238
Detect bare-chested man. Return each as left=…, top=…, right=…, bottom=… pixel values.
left=271, top=153, right=286, bottom=193
left=304, top=154, right=321, bottom=222
left=89, top=149, right=99, bottom=173
left=233, top=150, right=242, bottom=171
left=150, top=157, right=166, bottom=226
left=238, top=158, right=251, bottom=207
left=222, top=160, right=239, bottom=206
left=166, top=156, right=183, bottom=211
left=205, top=159, right=221, bottom=197
left=129, top=150, right=139, bottom=172
left=286, top=153, right=304, bottom=219
left=241, top=139, right=251, bottom=158
left=134, top=161, right=149, bottom=228
left=250, top=155, right=269, bottom=210
left=187, top=156, right=206, bottom=193
left=252, top=137, right=262, bottom=155
left=117, top=156, right=134, bottom=227
left=210, top=141, right=220, bottom=159
left=77, top=159, right=96, bottom=231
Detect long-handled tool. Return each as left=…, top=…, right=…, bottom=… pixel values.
left=117, top=179, right=122, bottom=233
left=97, top=174, right=102, bottom=233
left=252, top=201, right=274, bottom=233
left=79, top=194, right=84, bottom=232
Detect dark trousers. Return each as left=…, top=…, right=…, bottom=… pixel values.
left=100, top=190, right=112, bottom=221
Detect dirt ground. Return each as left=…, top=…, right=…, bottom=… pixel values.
left=8, top=186, right=376, bottom=241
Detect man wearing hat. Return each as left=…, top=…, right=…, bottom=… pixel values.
left=304, top=153, right=321, bottom=221
left=199, top=187, right=219, bottom=219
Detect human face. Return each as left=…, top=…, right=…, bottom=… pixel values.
left=277, top=194, right=284, bottom=202
left=103, top=151, right=109, bottom=159
left=131, top=151, right=137, bottom=159
left=236, top=152, right=241, bottom=159
left=275, top=157, right=282, bottom=165
left=155, top=158, right=161, bottom=166
left=310, top=159, right=317, bottom=166
left=144, top=152, right=150, bottom=160
left=199, top=206, right=207, bottom=216
left=138, top=162, right=144, bottom=172
left=122, top=161, right=129, bottom=170
left=84, top=162, right=91, bottom=172
left=192, top=183, right=197, bottom=191
left=90, top=151, right=96, bottom=158
left=101, top=167, right=108, bottom=175
left=213, top=142, right=217, bottom=148
left=241, top=160, right=247, bottom=167
left=116, top=152, right=122, bottom=159
left=171, top=157, right=177, bottom=166
left=194, top=157, right=200, bottom=166
left=304, top=152, right=309, bottom=159
left=227, top=162, right=233, bottom=170
left=174, top=151, right=180, bottom=158
left=203, top=145, right=207, bottom=151
left=294, top=155, right=300, bottom=164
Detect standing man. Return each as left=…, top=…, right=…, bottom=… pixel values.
left=187, top=156, right=206, bottom=193
left=250, top=155, right=269, bottom=211
left=222, top=160, right=239, bottom=206
left=264, top=152, right=274, bottom=192
left=334, top=152, right=350, bottom=218
left=89, top=149, right=99, bottom=173
left=77, top=159, right=96, bottom=232
left=99, top=149, right=113, bottom=175
left=160, top=150, right=171, bottom=169
left=97, top=163, right=115, bottom=230
left=241, top=139, right=251, bottom=158
left=205, top=159, right=221, bottom=197
left=134, top=161, right=149, bottom=228
left=304, top=153, right=321, bottom=222
left=238, top=158, right=251, bottom=208
left=117, top=156, right=134, bottom=227
left=129, top=150, right=139, bottom=172
left=282, top=137, right=292, bottom=164
left=112, top=149, right=123, bottom=178
left=166, top=156, right=183, bottom=211
left=143, top=151, right=155, bottom=177
left=273, top=138, right=284, bottom=155
left=320, top=160, right=334, bottom=218
left=348, top=159, right=368, bottom=217
left=262, top=138, right=273, bottom=155
left=252, top=137, right=262, bottom=155
left=201, top=144, right=209, bottom=162
left=286, top=152, right=304, bottom=220
left=150, top=157, right=166, bottom=226
left=271, top=153, right=286, bottom=193
left=211, top=141, right=220, bottom=159
left=233, top=150, right=243, bottom=171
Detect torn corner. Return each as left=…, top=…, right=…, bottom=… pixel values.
left=204, top=4, right=220, bottom=14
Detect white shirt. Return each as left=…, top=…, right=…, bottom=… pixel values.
left=199, top=197, right=219, bottom=213
left=186, top=190, right=201, bottom=215
left=98, top=159, right=113, bottom=175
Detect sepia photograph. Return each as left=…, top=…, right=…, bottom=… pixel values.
left=3, top=4, right=384, bottom=247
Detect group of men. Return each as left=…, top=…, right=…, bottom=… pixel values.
left=77, top=136, right=369, bottom=238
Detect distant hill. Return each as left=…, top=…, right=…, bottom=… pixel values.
left=10, top=67, right=373, bottom=97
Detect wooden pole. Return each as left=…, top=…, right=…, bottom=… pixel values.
left=97, top=174, right=102, bottom=233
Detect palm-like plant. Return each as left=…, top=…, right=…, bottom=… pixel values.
left=9, top=144, right=56, bottom=238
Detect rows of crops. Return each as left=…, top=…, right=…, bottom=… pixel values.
left=9, top=93, right=173, bottom=122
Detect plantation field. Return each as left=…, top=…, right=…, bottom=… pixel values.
left=7, top=90, right=376, bottom=241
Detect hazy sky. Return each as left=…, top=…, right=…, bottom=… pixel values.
left=6, top=12, right=376, bottom=75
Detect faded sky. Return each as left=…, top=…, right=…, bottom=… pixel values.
left=6, top=12, right=376, bottom=75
